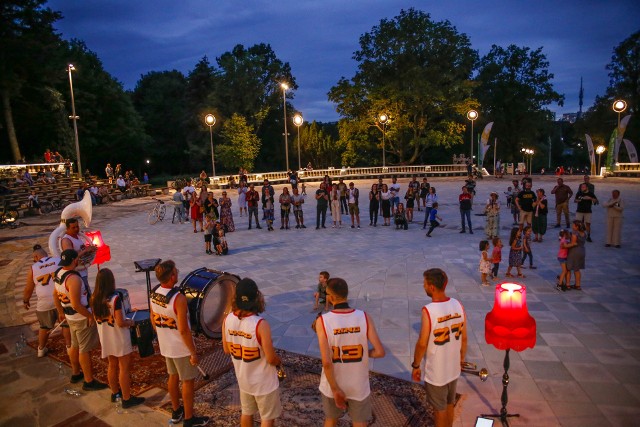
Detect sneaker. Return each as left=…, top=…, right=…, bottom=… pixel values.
left=459, top=230, right=466, bottom=234
left=586, top=236, right=593, bottom=242
left=469, top=230, right=474, bottom=234
left=171, top=406, right=185, bottom=423
left=351, top=225, right=355, bottom=228
left=426, top=233, right=431, bottom=237
left=122, top=395, right=146, bottom=409
left=184, top=416, right=210, bottom=427
left=37, top=347, right=48, bottom=358
left=82, top=379, right=108, bottom=391
left=70, top=372, right=84, bottom=384
left=554, top=224, right=561, bottom=228
left=357, top=225, right=360, bottom=229
left=111, top=390, right=122, bottom=402
left=301, top=225, right=306, bottom=228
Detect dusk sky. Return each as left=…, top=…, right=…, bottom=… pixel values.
left=48, top=0, right=639, bottom=123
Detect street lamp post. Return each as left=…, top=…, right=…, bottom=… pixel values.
left=378, top=113, right=388, bottom=168
left=281, top=83, right=290, bottom=171
left=67, top=64, right=82, bottom=178
left=293, top=113, right=303, bottom=171
left=205, top=114, right=216, bottom=178
left=612, top=100, right=627, bottom=166
left=596, top=145, right=606, bottom=176
left=467, top=110, right=478, bottom=164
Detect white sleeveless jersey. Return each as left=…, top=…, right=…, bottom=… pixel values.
left=96, top=293, right=133, bottom=358
left=423, top=298, right=465, bottom=386
left=224, top=313, right=278, bottom=396
left=54, top=267, right=89, bottom=321
left=318, top=309, right=371, bottom=401
left=62, top=233, right=88, bottom=276
left=151, top=286, right=190, bottom=358
left=31, top=256, right=60, bottom=311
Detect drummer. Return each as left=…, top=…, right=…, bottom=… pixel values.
left=150, top=260, right=209, bottom=427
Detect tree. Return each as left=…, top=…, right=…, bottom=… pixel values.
left=217, top=113, right=261, bottom=172
left=328, top=8, right=478, bottom=164
left=475, top=45, right=564, bottom=162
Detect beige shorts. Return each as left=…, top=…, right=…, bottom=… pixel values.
left=575, top=212, right=592, bottom=224
left=424, top=379, right=458, bottom=411
left=67, top=317, right=100, bottom=353
left=240, top=387, right=282, bottom=420
left=37, top=309, right=58, bottom=330
left=519, top=210, right=533, bottom=225
left=349, top=204, right=359, bottom=215
left=321, top=393, right=372, bottom=423
left=165, top=355, right=198, bottom=381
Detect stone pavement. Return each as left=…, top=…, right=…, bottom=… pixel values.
left=1, top=175, right=639, bottom=426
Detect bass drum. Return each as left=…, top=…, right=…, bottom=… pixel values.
left=179, top=268, right=239, bottom=339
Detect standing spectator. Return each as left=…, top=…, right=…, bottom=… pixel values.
left=408, top=176, right=421, bottom=211
left=580, top=175, right=595, bottom=194
left=182, top=180, right=196, bottom=222
left=237, top=181, right=247, bottom=217
left=551, top=178, right=573, bottom=228
left=261, top=179, right=274, bottom=220
left=203, top=191, right=219, bottom=220
left=521, top=226, right=536, bottom=269
left=142, top=172, right=149, bottom=184
left=329, top=183, right=342, bottom=228
left=291, top=187, right=306, bottom=229
left=337, top=178, right=348, bottom=215
left=565, top=221, right=587, bottom=290
left=264, top=193, right=275, bottom=231
left=315, top=278, right=385, bottom=427
left=412, top=268, right=466, bottom=427
left=223, top=279, right=282, bottom=427
left=315, top=183, right=329, bottom=229
left=44, top=148, right=52, bottom=163
left=114, top=164, right=122, bottom=179
left=189, top=192, right=203, bottom=233
left=380, top=184, right=392, bottom=226
left=479, top=240, right=492, bottom=286
left=347, top=182, right=360, bottom=229
left=491, top=237, right=503, bottom=279
left=219, top=191, right=235, bottom=232
left=288, top=169, right=298, bottom=190
left=458, top=186, right=473, bottom=234
left=404, top=187, right=415, bottom=222
left=515, top=180, right=536, bottom=229
left=419, top=178, right=430, bottom=212
left=574, top=183, right=598, bottom=242
left=279, top=187, right=292, bottom=230
left=172, top=190, right=185, bottom=224
left=389, top=176, right=401, bottom=215
left=556, top=229, right=571, bottom=291
left=203, top=214, right=215, bottom=254
left=64, top=159, right=72, bottom=177
left=368, top=184, right=379, bottom=227
left=602, top=189, right=624, bottom=248
left=464, top=175, right=476, bottom=206
left=246, top=184, right=262, bottom=230
left=505, top=227, right=524, bottom=278
left=532, top=188, right=548, bottom=242
left=484, top=192, right=500, bottom=239
left=105, top=163, right=114, bottom=183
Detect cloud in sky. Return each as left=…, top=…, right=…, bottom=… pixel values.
left=49, top=0, right=639, bottom=122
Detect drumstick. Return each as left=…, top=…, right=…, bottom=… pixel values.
left=48, top=319, right=67, bottom=335
left=196, top=365, right=210, bottom=380
left=130, top=311, right=137, bottom=321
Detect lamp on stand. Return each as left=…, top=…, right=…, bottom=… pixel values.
left=482, top=282, right=536, bottom=426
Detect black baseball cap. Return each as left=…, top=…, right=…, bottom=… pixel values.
left=235, top=278, right=258, bottom=310
left=58, top=249, right=78, bottom=266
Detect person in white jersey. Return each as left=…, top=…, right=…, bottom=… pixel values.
left=60, top=218, right=93, bottom=290
left=314, top=278, right=385, bottom=427
left=223, top=278, right=282, bottom=427
left=53, top=249, right=107, bottom=391
left=412, top=268, right=467, bottom=427
left=90, top=268, right=145, bottom=408
left=23, top=244, right=70, bottom=357
left=150, top=260, right=209, bottom=427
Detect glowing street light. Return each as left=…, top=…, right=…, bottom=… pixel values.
left=521, top=148, right=534, bottom=173
left=205, top=114, right=216, bottom=178
left=378, top=113, right=388, bottom=168
left=596, top=145, right=606, bottom=175
left=281, top=83, right=290, bottom=171
left=293, top=113, right=303, bottom=171
left=467, top=110, right=478, bottom=163
left=67, top=64, right=82, bottom=178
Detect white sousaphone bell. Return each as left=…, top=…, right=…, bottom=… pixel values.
left=48, top=190, right=96, bottom=265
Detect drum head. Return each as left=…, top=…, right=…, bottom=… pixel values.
left=199, top=275, right=237, bottom=338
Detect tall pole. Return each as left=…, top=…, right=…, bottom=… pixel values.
left=382, top=123, right=386, bottom=168
left=293, top=114, right=303, bottom=171
left=467, top=110, right=478, bottom=165
left=205, top=114, right=216, bottom=178
left=612, top=100, right=627, bottom=168
left=68, top=65, right=81, bottom=178
left=282, top=83, right=289, bottom=171
left=471, top=120, right=474, bottom=162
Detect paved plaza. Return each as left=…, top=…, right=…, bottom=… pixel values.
left=1, top=174, right=639, bottom=426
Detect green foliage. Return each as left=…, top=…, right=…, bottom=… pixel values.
left=217, top=113, right=261, bottom=172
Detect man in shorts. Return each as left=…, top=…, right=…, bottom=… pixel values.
left=24, top=244, right=70, bottom=357
left=315, top=278, right=385, bottom=427
left=516, top=180, right=537, bottom=229
left=412, top=268, right=467, bottom=427
left=347, top=182, right=360, bottom=229
left=389, top=176, right=401, bottom=215
left=223, top=278, right=282, bottom=427
left=53, top=249, right=107, bottom=391
left=574, top=183, right=598, bottom=242
left=150, top=260, right=209, bottom=427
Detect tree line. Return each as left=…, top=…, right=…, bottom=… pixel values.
left=1, top=3, right=637, bottom=176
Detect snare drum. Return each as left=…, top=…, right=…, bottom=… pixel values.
left=128, top=309, right=155, bottom=358
left=179, top=268, right=239, bottom=339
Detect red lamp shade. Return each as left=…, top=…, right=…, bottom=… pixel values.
left=485, top=282, right=536, bottom=351
left=85, top=230, right=111, bottom=265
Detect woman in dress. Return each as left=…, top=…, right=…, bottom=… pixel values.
left=419, top=178, right=430, bottom=212
left=380, top=184, right=392, bottom=226
left=369, top=183, right=379, bottom=227
left=565, top=220, right=586, bottom=290
left=404, top=188, right=415, bottom=222
left=190, top=191, right=203, bottom=233
left=204, top=192, right=219, bottom=220
left=532, top=188, right=548, bottom=242
left=505, top=227, right=524, bottom=278
left=279, top=187, right=292, bottom=229
left=484, top=192, right=500, bottom=239
left=237, top=181, right=247, bottom=217
left=219, top=191, right=235, bottom=232
left=329, top=183, right=342, bottom=228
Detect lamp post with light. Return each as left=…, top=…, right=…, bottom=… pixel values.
left=67, top=64, right=82, bottom=178
left=378, top=113, right=388, bottom=168
left=612, top=100, right=627, bottom=166
left=467, top=110, right=478, bottom=164
left=205, top=114, right=216, bottom=178
left=281, top=83, right=290, bottom=171
left=293, top=113, right=303, bottom=171
left=596, top=145, right=606, bottom=176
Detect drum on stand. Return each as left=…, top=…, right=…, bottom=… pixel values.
left=128, top=309, right=155, bottom=358
left=179, top=268, right=239, bottom=339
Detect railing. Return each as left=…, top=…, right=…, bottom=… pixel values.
left=614, top=163, right=640, bottom=171
left=0, top=162, right=69, bottom=178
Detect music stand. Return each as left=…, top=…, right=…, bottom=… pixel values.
left=134, top=258, right=161, bottom=311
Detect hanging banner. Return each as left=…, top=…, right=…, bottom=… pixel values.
left=481, top=144, right=491, bottom=161
left=623, top=139, right=638, bottom=163
left=614, top=115, right=632, bottom=163
left=585, top=134, right=596, bottom=173
left=480, top=122, right=494, bottom=146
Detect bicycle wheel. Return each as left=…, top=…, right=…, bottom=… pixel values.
left=158, top=205, right=166, bottom=221
left=41, top=201, right=54, bottom=214
left=148, top=208, right=159, bottom=225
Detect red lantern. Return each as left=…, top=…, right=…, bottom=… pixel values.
left=85, top=230, right=111, bottom=266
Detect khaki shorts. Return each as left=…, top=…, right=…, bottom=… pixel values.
left=575, top=212, right=592, bottom=224
left=321, top=393, right=371, bottom=423
left=166, top=355, right=198, bottom=381
left=349, top=204, right=359, bottom=215
left=240, top=388, right=282, bottom=420
left=425, top=379, right=458, bottom=412
left=37, top=309, right=58, bottom=330
left=519, top=210, right=533, bottom=225
left=67, top=318, right=100, bottom=353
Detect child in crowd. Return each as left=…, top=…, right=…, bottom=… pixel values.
left=556, top=229, right=570, bottom=291
left=213, top=222, right=229, bottom=255
left=510, top=186, right=520, bottom=225
left=264, top=196, right=275, bottom=231
left=203, top=214, right=215, bottom=254
left=301, top=183, right=307, bottom=195
left=425, top=202, right=442, bottom=237
left=504, top=186, right=512, bottom=208
left=491, top=237, right=503, bottom=279
left=28, top=190, right=42, bottom=215
left=505, top=227, right=524, bottom=278
left=394, top=203, right=408, bottom=230
left=479, top=240, right=492, bottom=286
left=313, top=271, right=330, bottom=311
left=521, top=226, right=536, bottom=269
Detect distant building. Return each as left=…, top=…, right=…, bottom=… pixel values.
left=561, top=113, right=578, bottom=123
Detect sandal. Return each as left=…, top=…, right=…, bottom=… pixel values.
left=517, top=274, right=526, bottom=278
left=571, top=285, right=582, bottom=291
left=505, top=273, right=514, bottom=278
